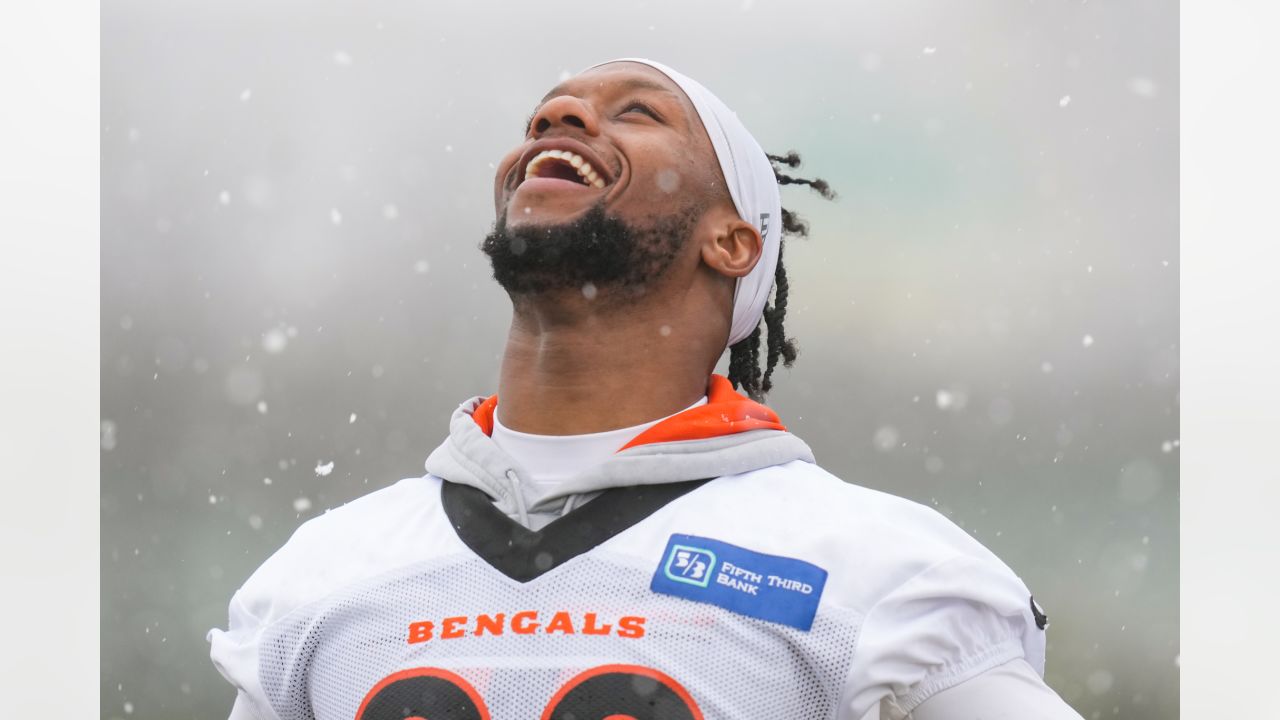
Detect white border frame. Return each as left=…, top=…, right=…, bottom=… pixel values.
left=1182, top=0, right=1280, bottom=715
left=3, top=0, right=1278, bottom=714
left=0, top=0, right=100, bottom=713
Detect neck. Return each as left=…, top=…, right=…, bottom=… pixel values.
left=496, top=288, right=725, bottom=435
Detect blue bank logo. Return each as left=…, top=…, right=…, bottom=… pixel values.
left=664, top=544, right=717, bottom=587
left=651, top=534, right=829, bottom=631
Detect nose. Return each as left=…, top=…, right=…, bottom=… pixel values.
left=528, top=94, right=600, bottom=137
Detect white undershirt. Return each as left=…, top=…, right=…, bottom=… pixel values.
left=491, top=395, right=708, bottom=497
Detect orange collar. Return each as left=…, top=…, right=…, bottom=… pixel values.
left=469, top=374, right=785, bottom=451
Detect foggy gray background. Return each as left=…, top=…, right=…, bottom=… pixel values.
left=101, top=1, right=1178, bottom=718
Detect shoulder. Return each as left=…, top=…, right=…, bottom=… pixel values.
left=636, top=460, right=1029, bottom=613
left=707, top=463, right=1048, bottom=714
left=208, top=476, right=462, bottom=713
left=232, top=474, right=464, bottom=626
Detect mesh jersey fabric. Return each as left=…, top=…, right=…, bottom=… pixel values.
left=209, top=462, right=1047, bottom=720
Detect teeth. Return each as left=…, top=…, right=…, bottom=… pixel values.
left=523, top=149, right=605, bottom=187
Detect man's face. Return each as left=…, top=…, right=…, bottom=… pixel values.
left=493, top=62, right=718, bottom=230
left=483, top=62, right=725, bottom=296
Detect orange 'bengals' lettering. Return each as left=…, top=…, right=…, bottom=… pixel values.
left=408, top=621, right=433, bottom=643
left=441, top=616, right=468, bottom=639
left=511, top=610, right=540, bottom=634
left=544, top=611, right=575, bottom=635
left=475, top=612, right=505, bottom=636
left=582, top=612, right=612, bottom=636
left=406, top=611, right=647, bottom=643
left=617, top=615, right=646, bottom=639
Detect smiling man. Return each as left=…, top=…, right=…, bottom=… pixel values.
left=208, top=59, right=1083, bottom=720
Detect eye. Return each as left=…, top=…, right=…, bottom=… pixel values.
left=621, top=101, right=662, bottom=121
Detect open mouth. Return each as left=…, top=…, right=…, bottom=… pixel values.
left=523, top=149, right=606, bottom=189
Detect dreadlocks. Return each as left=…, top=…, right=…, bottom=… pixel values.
left=726, top=151, right=836, bottom=402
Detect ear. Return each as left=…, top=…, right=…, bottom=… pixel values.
left=700, top=214, right=763, bottom=280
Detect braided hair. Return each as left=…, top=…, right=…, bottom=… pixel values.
left=726, top=151, right=836, bottom=401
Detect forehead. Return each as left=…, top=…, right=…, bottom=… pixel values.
left=539, top=62, right=697, bottom=128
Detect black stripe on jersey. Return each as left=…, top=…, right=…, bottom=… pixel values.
left=441, top=479, right=711, bottom=582
left=1030, top=595, right=1049, bottom=630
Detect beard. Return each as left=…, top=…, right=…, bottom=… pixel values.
left=481, top=200, right=699, bottom=297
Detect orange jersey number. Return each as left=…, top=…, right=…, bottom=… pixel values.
left=355, top=663, right=702, bottom=720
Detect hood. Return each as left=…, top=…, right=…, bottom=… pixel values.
left=424, top=374, right=814, bottom=523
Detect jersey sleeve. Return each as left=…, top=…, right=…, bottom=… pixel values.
left=842, top=552, right=1048, bottom=718
left=207, top=593, right=277, bottom=720
left=910, top=658, right=1082, bottom=720
left=205, top=476, right=455, bottom=720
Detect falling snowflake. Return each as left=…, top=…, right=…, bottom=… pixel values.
left=262, top=327, right=288, bottom=354
left=314, top=460, right=334, bottom=476
left=101, top=419, right=118, bottom=451
left=1129, top=76, right=1158, bottom=98
left=239, top=88, right=252, bottom=102
left=1059, top=95, right=1072, bottom=107
left=873, top=425, right=900, bottom=452
left=333, top=50, right=353, bottom=66
left=330, top=208, right=343, bottom=225
left=349, top=413, right=358, bottom=424
left=293, top=497, right=313, bottom=513
left=1082, top=334, right=1095, bottom=348
left=1086, top=669, right=1114, bottom=695
left=656, top=168, right=681, bottom=193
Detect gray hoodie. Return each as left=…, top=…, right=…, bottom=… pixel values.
left=424, top=374, right=815, bottom=530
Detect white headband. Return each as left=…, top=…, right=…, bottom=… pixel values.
left=582, top=58, right=782, bottom=349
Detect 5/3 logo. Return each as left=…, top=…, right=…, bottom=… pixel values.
left=664, top=544, right=717, bottom=588
left=354, top=664, right=703, bottom=720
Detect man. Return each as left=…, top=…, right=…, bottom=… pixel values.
left=209, top=58, right=1084, bottom=719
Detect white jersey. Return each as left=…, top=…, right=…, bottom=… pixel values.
left=209, top=375, right=1048, bottom=720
